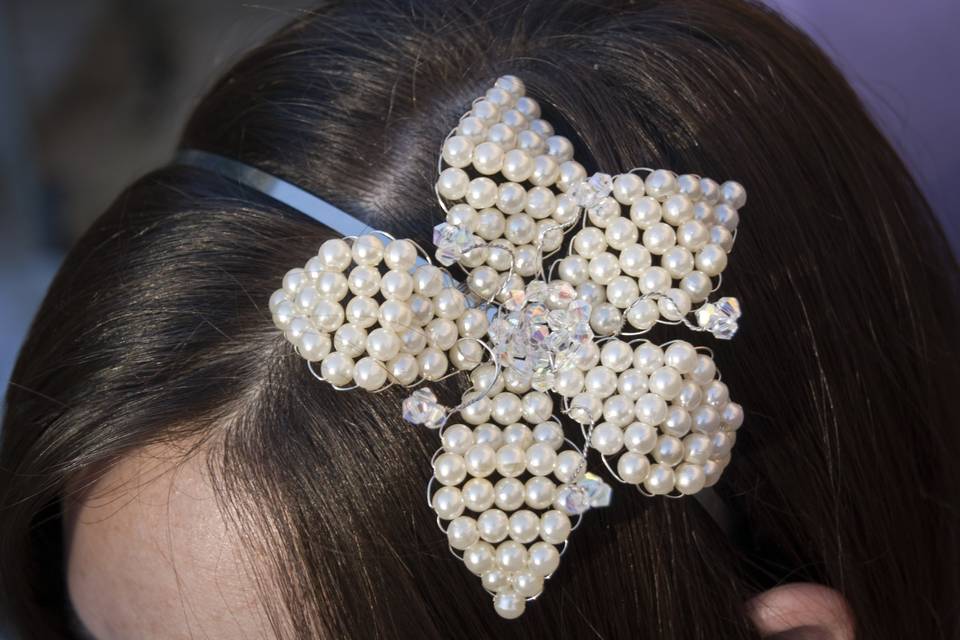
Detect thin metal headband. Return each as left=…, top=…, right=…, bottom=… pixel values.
left=172, top=74, right=747, bottom=620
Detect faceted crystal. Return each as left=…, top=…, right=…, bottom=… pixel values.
left=433, top=222, right=481, bottom=266
left=571, top=172, right=614, bottom=209
left=402, top=387, right=446, bottom=429
left=694, top=296, right=742, bottom=340
left=579, top=472, right=612, bottom=508
left=555, top=473, right=612, bottom=515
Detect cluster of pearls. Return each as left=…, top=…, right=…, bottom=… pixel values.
left=436, top=75, right=746, bottom=335
left=431, top=386, right=600, bottom=619
left=269, top=234, right=490, bottom=390
left=575, top=339, right=743, bottom=496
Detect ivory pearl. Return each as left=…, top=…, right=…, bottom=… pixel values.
left=613, top=173, right=645, bottom=204
left=297, top=331, right=330, bottom=362
left=529, top=155, right=559, bottom=187
left=652, top=435, right=684, bottom=466
left=527, top=541, right=560, bottom=576
left=630, top=196, right=662, bottom=229
left=345, top=296, right=379, bottom=328
left=508, top=510, right=542, bottom=543
left=496, top=540, right=528, bottom=572
left=494, top=477, right=525, bottom=511
left=532, top=422, right=564, bottom=450
left=320, top=352, right=354, bottom=386
left=644, top=169, right=678, bottom=200
left=635, top=393, right=668, bottom=425
left=661, top=194, right=694, bottom=225
left=432, top=486, right=464, bottom=520
left=465, top=444, right=497, bottom=478
left=466, top=177, right=498, bottom=209
left=442, top=135, right=474, bottom=168
left=554, top=450, right=586, bottom=483
left=588, top=196, right=620, bottom=228
left=493, top=589, right=526, bottom=619
left=525, top=443, right=558, bottom=476
left=617, top=451, right=650, bottom=484
left=472, top=422, right=502, bottom=448
left=695, top=243, right=728, bottom=276
left=642, top=222, right=677, bottom=255
left=605, top=217, right=639, bottom=250
left=501, top=149, right=534, bottom=182
left=417, top=347, right=448, bottom=381
left=521, top=392, right=554, bottom=423
left=648, top=366, right=683, bottom=400
left=353, top=357, right=387, bottom=390
left=591, top=422, right=624, bottom=456
left=472, top=141, right=504, bottom=175
left=643, top=463, right=676, bottom=495
left=617, top=369, right=649, bottom=400
left=600, top=340, right=634, bottom=372
left=384, top=239, right=418, bottom=271
left=351, top=234, right=384, bottom=266
left=386, top=353, right=418, bottom=385
left=462, top=477, right=495, bottom=512
left=524, top=187, right=556, bottom=219
left=348, top=265, right=381, bottom=297
left=624, top=422, right=657, bottom=454
left=661, top=406, right=692, bottom=437
left=589, top=303, right=622, bottom=336
left=491, top=392, right=523, bottom=425
left=477, top=509, right=509, bottom=543
left=677, top=174, right=703, bottom=200
left=675, top=463, right=706, bottom=495
left=319, top=239, right=353, bottom=272
left=556, top=160, right=587, bottom=192
left=447, top=516, right=479, bottom=550
left=573, top=227, right=607, bottom=259
left=680, top=271, right=712, bottom=303
left=554, top=368, right=585, bottom=397
left=664, top=341, right=698, bottom=374
left=589, top=253, right=621, bottom=285
left=683, top=433, right=714, bottom=464
left=434, top=452, right=467, bottom=486
left=633, top=342, right=664, bottom=372
left=457, top=116, right=486, bottom=143
left=495, top=444, right=526, bottom=478
left=619, top=244, right=652, bottom=277
left=603, top=395, right=635, bottom=428
left=512, top=571, right=544, bottom=598
left=539, top=510, right=572, bottom=544
left=463, top=541, right=495, bottom=575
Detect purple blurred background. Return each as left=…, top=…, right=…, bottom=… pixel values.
left=0, top=0, right=957, bottom=395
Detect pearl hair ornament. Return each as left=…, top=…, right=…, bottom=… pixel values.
left=175, top=74, right=747, bottom=620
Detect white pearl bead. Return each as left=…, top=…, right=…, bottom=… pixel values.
left=516, top=130, right=545, bottom=155
left=644, top=169, right=678, bottom=200
left=320, top=352, right=354, bottom=386
left=384, top=239, right=418, bottom=271
left=613, top=173, right=645, bottom=204
left=318, top=239, right=353, bottom=272
left=490, top=392, right=523, bottom=425
left=512, top=245, right=539, bottom=277
left=633, top=342, right=664, bottom=372
left=642, top=222, right=676, bottom=255
left=398, top=328, right=427, bottom=355
left=432, top=486, right=464, bottom=520
left=692, top=405, right=721, bottom=434
left=571, top=341, right=600, bottom=370
left=690, top=354, right=717, bottom=385
left=417, top=347, right=448, bottom=381
left=463, top=541, right=495, bottom=575
left=532, top=422, right=564, bottom=450
left=447, top=516, right=480, bottom=551
left=466, top=177, right=498, bottom=209
left=525, top=442, right=557, bottom=476
left=524, top=186, right=557, bottom=219
left=333, top=324, right=367, bottom=358
left=677, top=174, right=703, bottom=200
left=619, top=244, right=652, bottom=277
left=648, top=366, right=683, bottom=400
left=603, top=395, right=635, bottom=427
left=472, top=422, right=502, bottom=447
left=704, top=380, right=730, bottom=408
left=344, top=296, right=377, bottom=329
left=630, top=196, right=662, bottom=229
left=722, top=402, right=745, bottom=430
left=528, top=117, right=553, bottom=137
left=539, top=510, right=571, bottom=544
left=457, top=116, right=486, bottom=143
left=496, top=540, right=529, bottom=572
left=521, top=391, right=553, bottom=423
left=617, top=451, right=651, bottom=484
left=386, top=353, right=418, bottom=385
left=635, top=393, right=668, bottom=425
left=442, top=424, right=475, bottom=454
left=661, top=246, right=695, bottom=279
left=424, top=318, right=457, bottom=350
left=712, top=431, right=736, bottom=457
left=557, top=160, right=587, bottom=192
left=624, top=422, right=657, bottom=454
left=653, top=435, right=684, bottom=465
left=683, top=433, right=714, bottom=464
left=515, top=95, right=541, bottom=119
left=605, top=217, right=639, bottom=251
left=379, top=299, right=414, bottom=333
left=591, top=422, right=624, bottom=456
left=513, top=570, right=544, bottom=598
left=303, top=256, right=326, bottom=282
left=505, top=214, right=536, bottom=245
left=714, top=203, right=740, bottom=233
left=311, top=300, right=344, bottom=333
left=294, top=285, right=320, bottom=313
left=584, top=366, right=618, bottom=397
left=664, top=341, right=698, bottom=374
left=680, top=271, right=712, bottom=303
left=675, top=381, right=703, bottom=410
left=471, top=98, right=501, bottom=124
left=501, top=148, right=534, bottom=182
left=720, top=180, right=747, bottom=208
left=588, top=252, right=621, bottom=285
left=269, top=289, right=289, bottom=313
left=351, top=234, right=384, bottom=266
left=497, top=182, right=527, bottom=215
left=537, top=220, right=564, bottom=252
left=502, top=367, right=532, bottom=394
left=495, top=74, right=525, bottom=97
left=554, top=367, right=585, bottom=397
left=661, top=194, right=694, bottom=225
left=639, top=266, right=671, bottom=295
left=494, top=477, right=525, bottom=511
left=315, top=271, right=349, bottom=302
left=366, top=327, right=400, bottom=361
left=694, top=202, right=716, bottom=225
left=437, top=167, right=470, bottom=200
left=700, top=177, right=720, bottom=204
left=573, top=227, right=607, bottom=259
left=442, top=135, right=474, bottom=168
left=348, top=265, right=381, bottom=297
left=600, top=340, right=633, bottom=372
left=677, top=220, right=709, bottom=252
left=557, top=255, right=589, bottom=285
left=297, top=331, right=331, bottom=362
left=587, top=197, right=620, bottom=228
left=508, top=509, right=542, bottom=543
left=545, top=135, right=574, bottom=161
left=450, top=340, right=483, bottom=371
left=465, top=444, right=497, bottom=477
left=475, top=208, right=506, bottom=241
left=433, top=289, right=467, bottom=320
left=607, top=276, right=640, bottom=309
left=473, top=142, right=503, bottom=176
left=589, top=303, right=622, bottom=335
left=462, top=477, right=495, bottom=512
left=675, top=463, right=706, bottom=495
left=529, top=155, right=559, bottom=187
left=487, top=122, right=517, bottom=149
left=493, top=589, right=526, bottom=620
left=577, top=280, right=605, bottom=306
left=554, top=450, right=586, bottom=483
left=481, top=568, right=509, bottom=593
left=495, top=444, right=526, bottom=478
left=285, top=316, right=312, bottom=341
left=695, top=243, right=728, bottom=276
left=477, top=509, right=509, bottom=543
left=617, top=369, right=649, bottom=400
left=662, top=406, right=692, bottom=437
left=434, top=452, right=467, bottom=486
left=643, top=463, right=676, bottom=495
left=527, top=541, right=560, bottom=576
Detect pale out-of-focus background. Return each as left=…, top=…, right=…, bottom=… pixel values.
left=0, top=0, right=957, bottom=396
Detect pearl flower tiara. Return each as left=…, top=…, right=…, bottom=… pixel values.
left=176, top=74, right=745, bottom=620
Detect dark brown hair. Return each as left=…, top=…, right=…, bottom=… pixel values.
left=2, top=0, right=959, bottom=638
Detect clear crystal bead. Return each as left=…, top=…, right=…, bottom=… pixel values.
left=694, top=296, right=742, bottom=339
left=555, top=484, right=591, bottom=515
left=571, top=172, right=614, bottom=209
left=433, top=222, right=481, bottom=266
left=579, top=472, right=612, bottom=508
left=402, top=388, right=446, bottom=429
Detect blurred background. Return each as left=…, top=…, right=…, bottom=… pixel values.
left=0, top=0, right=957, bottom=396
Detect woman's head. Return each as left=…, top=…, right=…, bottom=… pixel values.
left=2, top=0, right=958, bottom=638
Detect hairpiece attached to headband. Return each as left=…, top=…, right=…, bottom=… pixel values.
left=177, top=75, right=745, bottom=619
